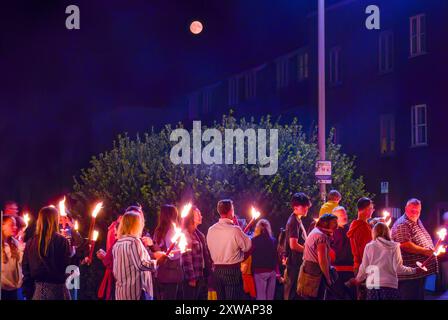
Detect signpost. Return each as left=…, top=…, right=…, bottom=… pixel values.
left=316, top=160, right=332, bottom=185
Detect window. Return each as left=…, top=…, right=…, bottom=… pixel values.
left=245, top=71, right=257, bottom=100
left=298, top=51, right=309, bottom=81
left=329, top=47, right=341, bottom=85
left=276, top=58, right=289, bottom=89
left=379, top=31, right=394, bottom=73
left=380, top=114, right=396, bottom=155
left=411, top=104, right=428, bottom=146
left=202, top=89, right=212, bottom=115
left=410, top=14, right=426, bottom=57
left=188, top=92, right=200, bottom=119
left=228, top=77, right=239, bottom=106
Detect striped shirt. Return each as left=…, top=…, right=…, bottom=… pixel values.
left=391, top=214, right=438, bottom=280
left=112, top=236, right=157, bottom=300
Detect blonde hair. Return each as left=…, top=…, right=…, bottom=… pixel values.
left=35, top=206, right=60, bottom=259
left=373, top=222, right=391, bottom=241
left=254, top=219, right=273, bottom=238
left=117, top=212, right=143, bottom=238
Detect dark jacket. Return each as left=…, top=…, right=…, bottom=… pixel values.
left=251, top=233, right=278, bottom=272
left=22, top=233, right=71, bottom=299
left=331, top=225, right=354, bottom=267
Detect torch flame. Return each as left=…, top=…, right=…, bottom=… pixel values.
left=170, top=223, right=188, bottom=254
left=314, top=218, right=319, bottom=223
left=58, top=197, right=67, bottom=217
left=180, top=202, right=193, bottom=219
left=437, top=228, right=447, bottom=241
left=74, top=220, right=79, bottom=231
left=23, top=213, right=31, bottom=227
left=178, top=233, right=188, bottom=253
left=92, top=230, right=99, bottom=242
left=91, top=202, right=103, bottom=218
left=382, top=210, right=391, bottom=227
left=171, top=223, right=183, bottom=243
left=434, top=246, right=446, bottom=257
left=250, top=207, right=261, bottom=220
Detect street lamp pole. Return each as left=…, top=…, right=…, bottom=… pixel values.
left=318, top=0, right=327, bottom=201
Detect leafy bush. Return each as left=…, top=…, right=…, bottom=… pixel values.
left=70, top=113, right=371, bottom=299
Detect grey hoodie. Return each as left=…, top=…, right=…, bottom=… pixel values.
left=356, top=237, right=416, bottom=289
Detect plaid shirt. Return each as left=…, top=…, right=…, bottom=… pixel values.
left=391, top=214, right=438, bottom=280
left=181, top=229, right=212, bottom=281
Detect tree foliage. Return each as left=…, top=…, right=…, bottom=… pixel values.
left=72, top=114, right=370, bottom=232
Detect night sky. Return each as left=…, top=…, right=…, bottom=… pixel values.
left=0, top=0, right=343, bottom=209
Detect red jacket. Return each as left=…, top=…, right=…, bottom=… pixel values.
left=347, top=220, right=372, bottom=270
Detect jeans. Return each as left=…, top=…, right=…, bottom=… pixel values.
left=283, top=265, right=300, bottom=300
left=254, top=271, right=276, bottom=300
left=398, top=277, right=426, bottom=300
left=1, top=289, right=18, bottom=300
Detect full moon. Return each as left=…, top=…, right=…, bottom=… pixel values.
left=190, top=21, right=203, bottom=35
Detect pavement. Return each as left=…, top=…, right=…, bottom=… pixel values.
left=425, top=290, right=448, bottom=300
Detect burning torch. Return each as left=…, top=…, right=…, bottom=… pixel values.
left=416, top=228, right=447, bottom=271
left=88, top=202, right=103, bottom=241
left=243, top=207, right=261, bottom=233
left=87, top=230, right=99, bottom=265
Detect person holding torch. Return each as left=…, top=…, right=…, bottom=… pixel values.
left=206, top=199, right=252, bottom=300
left=391, top=198, right=437, bottom=300
left=113, top=211, right=166, bottom=300
left=153, top=204, right=183, bottom=300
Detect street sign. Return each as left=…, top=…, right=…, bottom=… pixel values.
left=381, top=181, right=389, bottom=194
left=316, top=161, right=332, bottom=184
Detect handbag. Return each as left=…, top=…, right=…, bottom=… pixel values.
left=297, top=261, right=322, bottom=298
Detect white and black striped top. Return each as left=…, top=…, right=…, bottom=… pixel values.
left=112, top=236, right=157, bottom=300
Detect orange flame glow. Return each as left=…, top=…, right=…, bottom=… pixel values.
left=437, top=228, right=447, bottom=241
left=91, top=202, right=103, bottom=218
left=58, top=197, right=67, bottom=217
left=250, top=207, right=261, bottom=220
left=180, top=202, right=193, bottom=219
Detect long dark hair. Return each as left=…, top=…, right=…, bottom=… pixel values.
left=35, top=206, right=59, bottom=259
left=153, top=204, right=178, bottom=244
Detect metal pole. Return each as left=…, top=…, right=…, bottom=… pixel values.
left=318, top=0, right=327, bottom=201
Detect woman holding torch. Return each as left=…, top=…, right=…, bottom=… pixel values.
left=181, top=205, right=212, bottom=300
left=112, top=211, right=166, bottom=300
left=153, top=204, right=183, bottom=300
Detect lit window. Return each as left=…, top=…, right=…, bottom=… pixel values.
left=380, top=114, right=396, bottom=155
left=411, top=104, right=428, bottom=147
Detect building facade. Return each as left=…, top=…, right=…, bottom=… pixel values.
left=179, top=0, right=448, bottom=230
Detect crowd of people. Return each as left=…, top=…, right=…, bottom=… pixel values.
left=1, top=192, right=447, bottom=301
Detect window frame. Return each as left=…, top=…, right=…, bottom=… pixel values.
left=329, top=46, right=342, bottom=86
left=379, top=31, right=394, bottom=74
left=409, top=14, right=427, bottom=57
left=411, top=104, right=428, bottom=147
